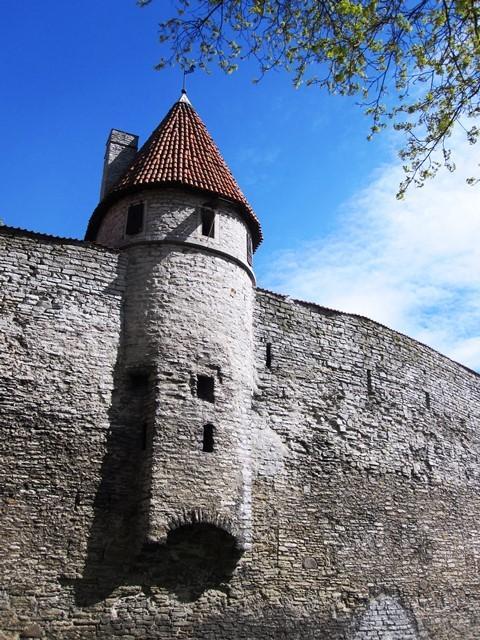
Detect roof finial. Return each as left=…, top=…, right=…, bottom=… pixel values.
left=180, top=67, right=194, bottom=104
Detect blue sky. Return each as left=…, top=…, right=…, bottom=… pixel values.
left=2, top=1, right=480, bottom=370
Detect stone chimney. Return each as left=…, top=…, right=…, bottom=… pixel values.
left=100, top=129, right=139, bottom=199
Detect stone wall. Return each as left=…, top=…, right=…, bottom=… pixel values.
left=249, top=288, right=480, bottom=640
left=1, top=228, right=480, bottom=639
left=0, top=228, right=125, bottom=639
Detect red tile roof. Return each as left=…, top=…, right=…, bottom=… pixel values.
left=86, top=95, right=262, bottom=248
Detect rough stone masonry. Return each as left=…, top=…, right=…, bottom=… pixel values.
left=1, top=93, right=480, bottom=640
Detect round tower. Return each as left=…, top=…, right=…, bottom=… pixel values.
left=86, top=92, right=262, bottom=556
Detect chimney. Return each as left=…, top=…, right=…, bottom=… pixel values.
left=100, top=129, right=139, bottom=199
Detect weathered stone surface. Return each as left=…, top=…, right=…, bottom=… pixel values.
left=95, top=187, right=253, bottom=269
left=20, top=623, right=43, bottom=638
left=1, top=188, right=480, bottom=639
left=352, top=596, right=418, bottom=639
left=100, top=129, right=139, bottom=200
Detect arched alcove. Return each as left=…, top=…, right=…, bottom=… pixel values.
left=134, top=522, right=242, bottom=602
left=353, top=595, right=419, bottom=639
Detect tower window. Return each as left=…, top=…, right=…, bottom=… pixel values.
left=200, top=207, right=215, bottom=238
left=126, top=203, right=144, bottom=235
left=197, top=375, right=215, bottom=403
left=367, top=369, right=374, bottom=395
left=128, top=370, right=149, bottom=390
left=246, top=233, right=253, bottom=266
left=202, top=424, right=215, bottom=453
left=266, top=342, right=272, bottom=369
left=141, top=423, right=148, bottom=450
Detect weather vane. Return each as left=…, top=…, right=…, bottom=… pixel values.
left=182, top=66, right=195, bottom=94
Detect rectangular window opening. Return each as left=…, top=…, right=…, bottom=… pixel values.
left=201, top=207, right=215, bottom=238
left=266, top=342, right=272, bottom=369
left=197, top=374, right=215, bottom=403
left=141, top=423, right=148, bottom=451
left=202, top=424, right=215, bottom=453
left=247, top=233, right=253, bottom=266
left=367, top=369, right=374, bottom=395
left=128, top=370, right=149, bottom=390
left=425, top=391, right=431, bottom=409
left=126, top=203, right=144, bottom=236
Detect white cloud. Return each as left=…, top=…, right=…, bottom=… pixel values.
left=261, top=133, right=480, bottom=371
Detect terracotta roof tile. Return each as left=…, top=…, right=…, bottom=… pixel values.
left=86, top=95, right=262, bottom=247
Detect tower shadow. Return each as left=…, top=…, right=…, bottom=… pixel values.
left=67, top=324, right=242, bottom=605
left=68, top=358, right=152, bottom=605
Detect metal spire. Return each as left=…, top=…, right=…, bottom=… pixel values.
left=180, top=68, right=194, bottom=104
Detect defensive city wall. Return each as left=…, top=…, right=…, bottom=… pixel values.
left=1, top=219, right=480, bottom=639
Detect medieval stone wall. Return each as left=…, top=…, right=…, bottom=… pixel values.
left=247, top=288, right=480, bottom=640
left=0, top=229, right=125, bottom=639
left=1, top=229, right=480, bottom=639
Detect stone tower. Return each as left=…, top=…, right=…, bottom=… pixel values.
left=85, top=91, right=262, bottom=561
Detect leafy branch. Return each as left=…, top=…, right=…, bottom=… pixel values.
left=139, top=0, right=480, bottom=197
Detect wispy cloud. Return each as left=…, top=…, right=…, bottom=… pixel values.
left=234, top=145, right=282, bottom=187
left=261, top=134, right=480, bottom=370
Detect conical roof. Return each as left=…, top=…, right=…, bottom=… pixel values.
left=86, top=93, right=262, bottom=248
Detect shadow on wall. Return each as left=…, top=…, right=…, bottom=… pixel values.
left=132, top=523, right=242, bottom=602
left=186, top=594, right=420, bottom=640
left=164, top=208, right=201, bottom=242
left=61, top=283, right=241, bottom=605
left=160, top=200, right=220, bottom=243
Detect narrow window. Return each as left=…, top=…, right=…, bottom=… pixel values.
left=202, top=424, right=215, bottom=453
left=128, top=370, right=149, bottom=390
left=201, top=207, right=215, bottom=238
left=126, top=203, right=144, bottom=236
left=367, top=369, right=374, bottom=395
left=141, top=423, right=148, bottom=450
left=246, top=233, right=253, bottom=266
left=197, top=375, right=215, bottom=403
left=425, top=391, right=431, bottom=409
left=266, top=342, right=272, bottom=369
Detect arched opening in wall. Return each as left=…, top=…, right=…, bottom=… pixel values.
left=202, top=424, right=215, bottom=452
left=353, top=595, right=418, bottom=639
left=165, top=523, right=241, bottom=599
left=200, top=206, right=215, bottom=238
left=136, top=523, right=242, bottom=602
